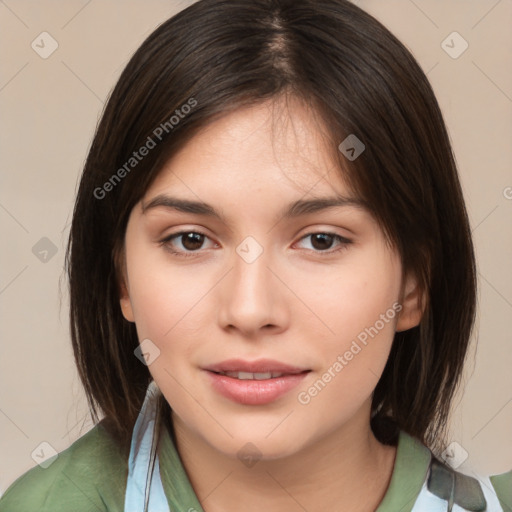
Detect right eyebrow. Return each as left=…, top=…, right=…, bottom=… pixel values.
left=141, top=194, right=367, bottom=223
left=141, top=195, right=221, bottom=218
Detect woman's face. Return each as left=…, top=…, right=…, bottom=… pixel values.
left=119, top=97, right=421, bottom=459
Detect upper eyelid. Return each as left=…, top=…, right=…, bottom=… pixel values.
left=296, top=232, right=353, bottom=247
left=161, top=227, right=352, bottom=238
left=162, top=230, right=216, bottom=246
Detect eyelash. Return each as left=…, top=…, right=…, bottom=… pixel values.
left=159, top=230, right=353, bottom=258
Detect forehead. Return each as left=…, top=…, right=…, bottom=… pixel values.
left=144, top=96, right=353, bottom=201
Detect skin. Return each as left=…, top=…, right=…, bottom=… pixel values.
left=119, top=95, right=424, bottom=511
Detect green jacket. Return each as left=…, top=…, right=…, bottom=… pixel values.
left=0, top=420, right=510, bottom=511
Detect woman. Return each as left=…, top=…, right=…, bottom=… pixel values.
left=1, top=0, right=510, bottom=510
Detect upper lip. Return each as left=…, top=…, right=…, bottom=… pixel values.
left=203, top=359, right=310, bottom=374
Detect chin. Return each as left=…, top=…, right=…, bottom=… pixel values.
left=204, top=429, right=307, bottom=463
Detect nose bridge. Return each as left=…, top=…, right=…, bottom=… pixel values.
left=218, top=234, right=282, bottom=331
left=231, top=234, right=273, bottom=302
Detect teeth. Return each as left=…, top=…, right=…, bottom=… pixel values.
left=219, top=371, right=285, bottom=380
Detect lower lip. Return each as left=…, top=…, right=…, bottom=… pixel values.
left=204, top=370, right=310, bottom=405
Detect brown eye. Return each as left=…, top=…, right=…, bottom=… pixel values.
left=160, top=230, right=215, bottom=258
left=310, top=233, right=335, bottom=250
left=296, top=232, right=352, bottom=254
left=179, top=232, right=205, bottom=251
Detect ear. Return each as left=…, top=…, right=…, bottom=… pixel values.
left=116, top=246, right=135, bottom=323
left=395, top=272, right=425, bottom=332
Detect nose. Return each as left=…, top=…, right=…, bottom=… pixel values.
left=216, top=241, right=289, bottom=338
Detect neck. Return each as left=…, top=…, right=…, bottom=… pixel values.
left=170, top=404, right=397, bottom=512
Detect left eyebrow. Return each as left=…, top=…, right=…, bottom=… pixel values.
left=141, top=194, right=367, bottom=224
left=281, top=196, right=367, bottom=218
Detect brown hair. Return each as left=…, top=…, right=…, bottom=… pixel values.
left=65, top=0, right=477, bottom=455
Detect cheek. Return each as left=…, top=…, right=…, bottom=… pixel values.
left=293, top=246, right=400, bottom=400
left=126, top=241, right=190, bottom=326
left=294, top=246, right=401, bottom=344
left=124, top=254, right=220, bottom=429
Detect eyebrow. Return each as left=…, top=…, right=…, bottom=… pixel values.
left=141, top=194, right=367, bottom=223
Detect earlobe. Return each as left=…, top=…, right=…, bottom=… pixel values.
left=116, top=247, right=135, bottom=323
left=395, top=273, right=425, bottom=332
left=119, top=283, right=135, bottom=323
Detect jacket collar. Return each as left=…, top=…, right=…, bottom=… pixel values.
left=157, top=418, right=431, bottom=512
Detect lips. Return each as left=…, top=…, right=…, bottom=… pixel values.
left=203, top=358, right=309, bottom=376
left=202, top=359, right=311, bottom=405
left=216, top=371, right=290, bottom=380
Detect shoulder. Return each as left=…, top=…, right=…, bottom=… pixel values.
left=424, top=455, right=512, bottom=512
left=393, top=431, right=511, bottom=512
left=489, top=468, right=512, bottom=511
left=0, top=421, right=129, bottom=512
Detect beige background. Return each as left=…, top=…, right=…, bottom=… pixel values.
left=0, top=0, right=511, bottom=495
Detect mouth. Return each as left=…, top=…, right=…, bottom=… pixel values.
left=202, top=359, right=311, bottom=405
left=209, top=370, right=308, bottom=380
left=203, top=358, right=310, bottom=375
